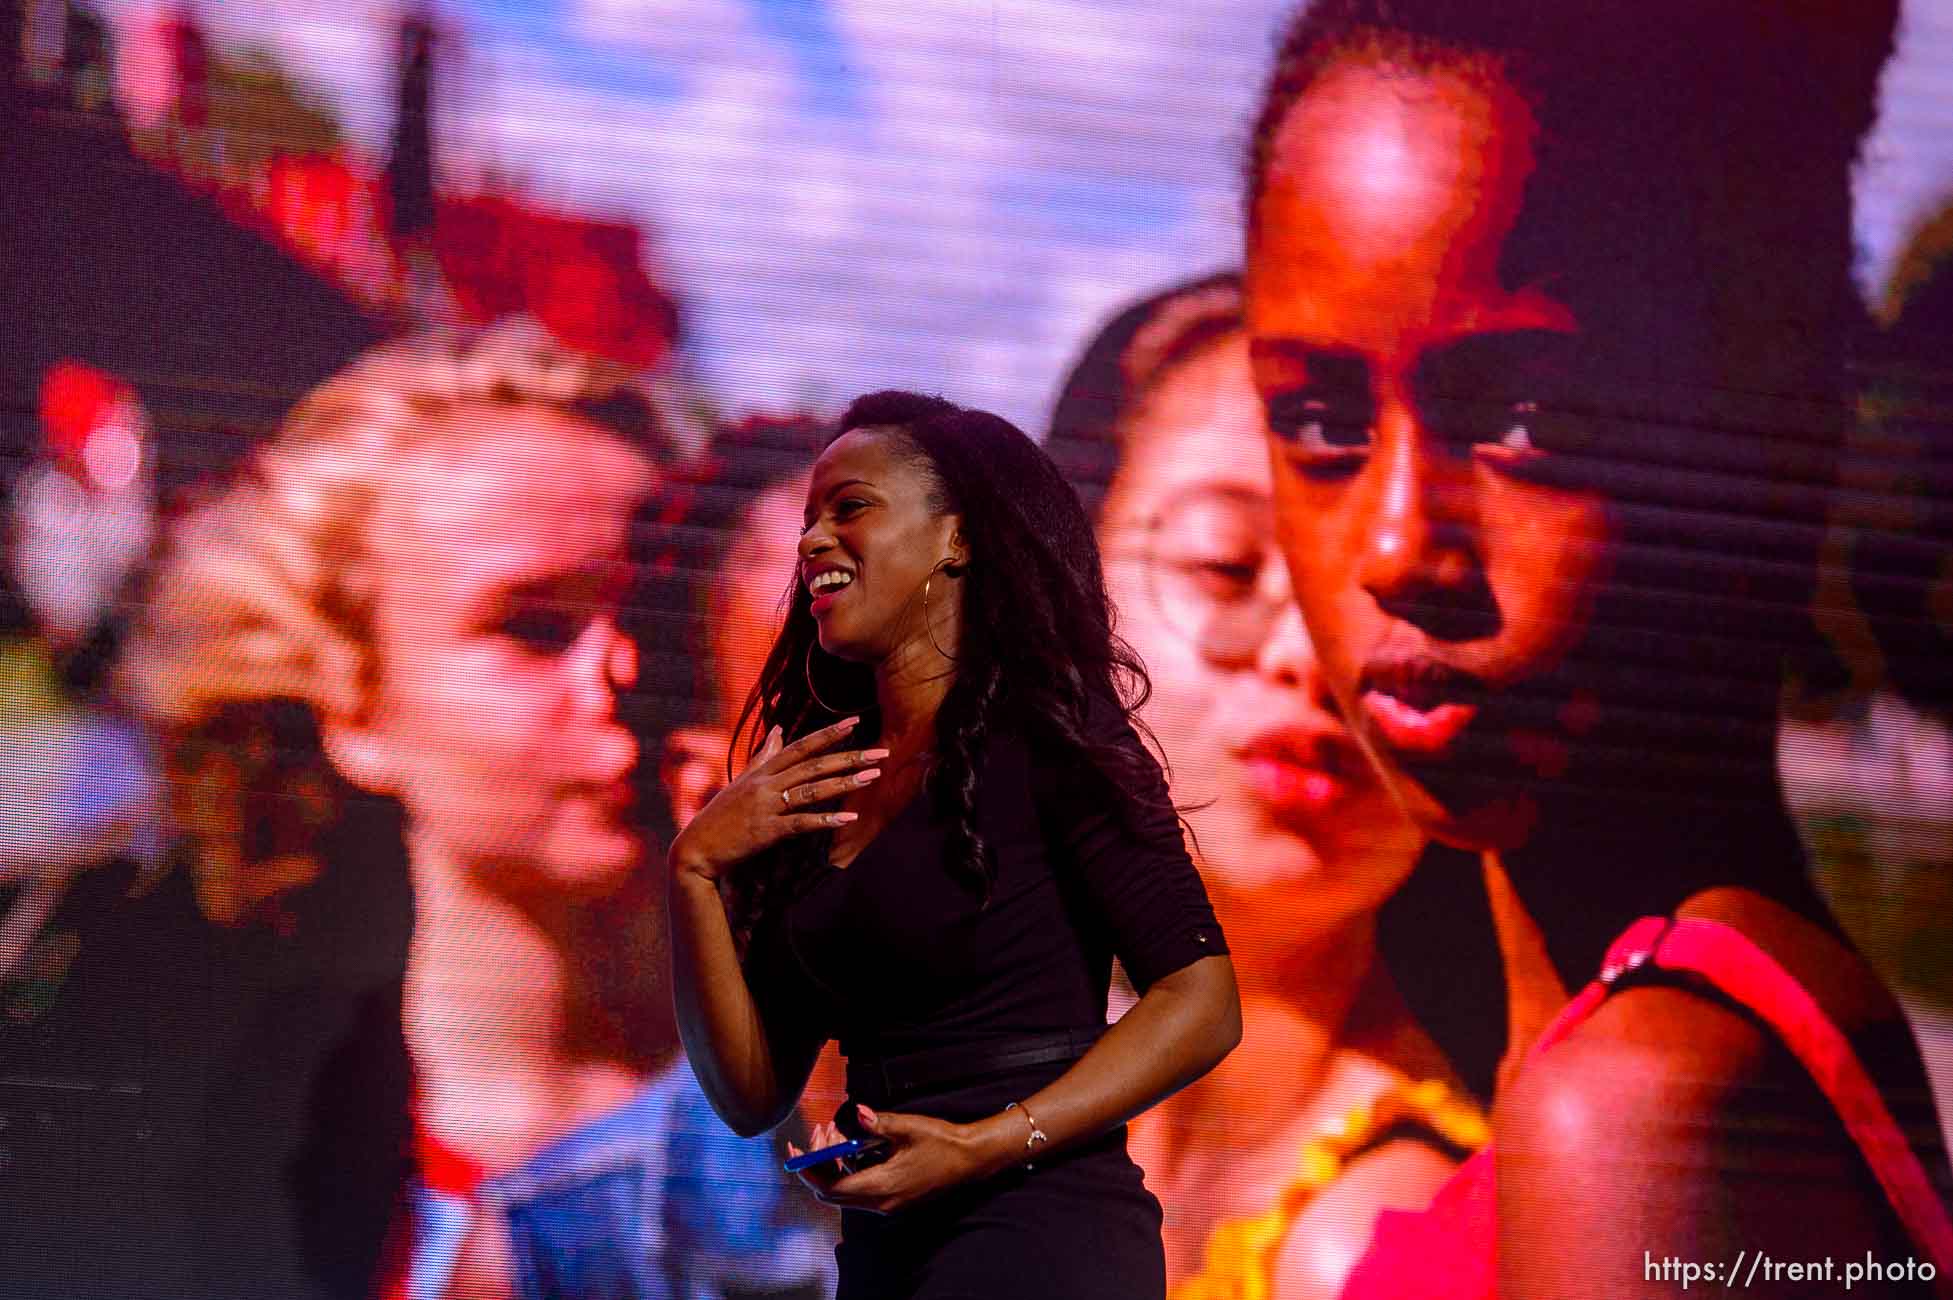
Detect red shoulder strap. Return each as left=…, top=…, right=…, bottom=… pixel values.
left=1519, top=915, right=1675, bottom=1058
left=1611, top=916, right=1953, bottom=1280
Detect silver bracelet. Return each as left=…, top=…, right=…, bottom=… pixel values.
left=1003, top=1100, right=1048, bottom=1168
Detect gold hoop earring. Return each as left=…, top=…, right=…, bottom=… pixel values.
left=805, top=642, right=870, bottom=715
left=923, top=566, right=959, bottom=662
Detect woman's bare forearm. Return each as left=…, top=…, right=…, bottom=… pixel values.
left=959, top=954, right=1241, bottom=1176
left=663, top=719, right=870, bottom=1134
left=666, top=866, right=804, bottom=1136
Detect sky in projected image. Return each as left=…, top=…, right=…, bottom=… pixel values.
left=95, top=0, right=1953, bottom=428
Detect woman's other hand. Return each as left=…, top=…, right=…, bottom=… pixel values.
left=667, top=716, right=886, bottom=883
left=785, top=1105, right=1012, bottom=1215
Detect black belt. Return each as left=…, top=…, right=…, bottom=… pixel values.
left=845, top=1028, right=1103, bottom=1102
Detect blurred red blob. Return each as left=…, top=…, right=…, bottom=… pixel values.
left=38, top=362, right=145, bottom=490
left=431, top=192, right=531, bottom=320
left=39, top=363, right=126, bottom=464
left=436, top=196, right=678, bottom=370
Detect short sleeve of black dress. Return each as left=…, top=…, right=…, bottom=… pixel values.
left=1031, top=693, right=1228, bottom=993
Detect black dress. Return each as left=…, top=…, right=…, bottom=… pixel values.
left=743, top=702, right=1228, bottom=1300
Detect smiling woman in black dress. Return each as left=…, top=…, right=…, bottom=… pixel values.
left=666, top=390, right=1243, bottom=1299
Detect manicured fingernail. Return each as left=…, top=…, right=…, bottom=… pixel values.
left=840, top=716, right=860, bottom=729
left=833, top=812, right=858, bottom=823
left=864, top=749, right=890, bottom=760
left=857, top=1105, right=878, bottom=1127
left=857, top=768, right=882, bottom=783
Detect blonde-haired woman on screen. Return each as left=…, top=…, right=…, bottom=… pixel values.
left=127, top=318, right=835, bottom=1300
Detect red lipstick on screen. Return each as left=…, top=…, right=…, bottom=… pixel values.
left=1359, top=657, right=1484, bottom=758
left=1235, top=725, right=1354, bottom=816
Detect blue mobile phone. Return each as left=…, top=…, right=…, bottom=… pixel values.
left=783, top=1135, right=892, bottom=1175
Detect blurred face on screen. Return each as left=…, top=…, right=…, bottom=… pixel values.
left=1247, top=52, right=1614, bottom=853
left=709, top=474, right=809, bottom=735
left=356, top=405, right=658, bottom=896
left=1098, top=336, right=1419, bottom=942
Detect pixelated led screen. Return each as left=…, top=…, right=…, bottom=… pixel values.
left=5, top=2, right=1953, bottom=1298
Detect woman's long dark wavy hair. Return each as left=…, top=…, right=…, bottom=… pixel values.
left=723, top=390, right=1173, bottom=946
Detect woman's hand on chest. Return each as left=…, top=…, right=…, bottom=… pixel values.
left=666, top=718, right=887, bottom=882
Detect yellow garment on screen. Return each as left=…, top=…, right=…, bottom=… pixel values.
left=1169, top=1079, right=1489, bottom=1300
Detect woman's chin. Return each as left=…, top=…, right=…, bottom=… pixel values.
left=1202, top=825, right=1343, bottom=906
left=539, top=828, right=648, bottom=898
left=813, top=624, right=868, bottom=663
